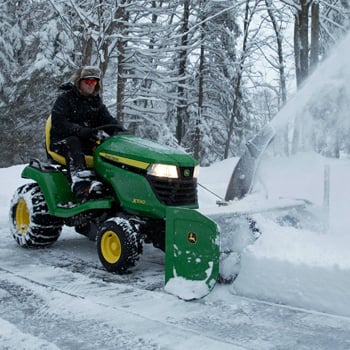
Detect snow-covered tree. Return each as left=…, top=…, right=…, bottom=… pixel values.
left=0, top=0, right=70, bottom=166
left=1, top=0, right=349, bottom=167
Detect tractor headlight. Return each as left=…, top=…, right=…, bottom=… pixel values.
left=147, top=164, right=179, bottom=179
left=193, top=165, right=199, bottom=178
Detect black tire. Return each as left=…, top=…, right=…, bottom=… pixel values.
left=97, top=218, right=141, bottom=273
left=9, top=183, right=63, bottom=247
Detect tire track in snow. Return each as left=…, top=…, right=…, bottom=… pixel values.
left=1, top=263, right=350, bottom=350
left=0, top=267, right=247, bottom=350
left=2, top=229, right=350, bottom=349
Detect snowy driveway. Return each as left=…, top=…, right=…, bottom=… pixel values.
left=0, top=229, right=350, bottom=350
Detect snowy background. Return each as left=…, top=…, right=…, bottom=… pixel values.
left=1, top=25, right=350, bottom=350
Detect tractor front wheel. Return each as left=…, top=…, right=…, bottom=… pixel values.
left=9, top=183, right=63, bottom=247
left=97, top=218, right=142, bottom=273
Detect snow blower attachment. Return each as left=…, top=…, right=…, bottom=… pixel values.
left=164, top=207, right=219, bottom=300
left=9, top=127, right=220, bottom=300
left=203, top=123, right=327, bottom=283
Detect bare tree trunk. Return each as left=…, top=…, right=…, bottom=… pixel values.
left=194, top=6, right=206, bottom=161
left=265, top=0, right=289, bottom=154
left=176, top=0, right=190, bottom=145
left=223, top=0, right=250, bottom=159
left=142, top=0, right=160, bottom=110
left=82, top=33, right=93, bottom=66
left=115, top=0, right=129, bottom=123
left=294, top=0, right=310, bottom=87
left=265, top=0, right=287, bottom=106
left=310, top=1, right=320, bottom=72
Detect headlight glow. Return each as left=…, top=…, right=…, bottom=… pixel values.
left=193, top=165, right=199, bottom=178
left=147, top=164, right=179, bottom=178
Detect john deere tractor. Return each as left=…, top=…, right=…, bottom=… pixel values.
left=9, top=117, right=219, bottom=299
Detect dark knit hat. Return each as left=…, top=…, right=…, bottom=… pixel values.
left=79, top=66, right=101, bottom=80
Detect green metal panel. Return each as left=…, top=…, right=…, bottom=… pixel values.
left=95, top=160, right=167, bottom=218
left=21, top=165, right=113, bottom=218
left=164, top=207, right=220, bottom=300
left=22, top=166, right=74, bottom=212
left=96, top=135, right=198, bottom=167
left=53, top=199, right=113, bottom=218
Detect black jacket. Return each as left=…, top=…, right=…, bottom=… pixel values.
left=50, top=84, right=123, bottom=144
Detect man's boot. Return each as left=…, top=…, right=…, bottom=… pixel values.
left=71, top=170, right=103, bottom=200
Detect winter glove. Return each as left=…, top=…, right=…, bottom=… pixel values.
left=77, top=127, right=98, bottom=142
left=102, top=124, right=127, bottom=135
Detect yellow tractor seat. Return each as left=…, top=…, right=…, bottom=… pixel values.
left=45, top=115, right=94, bottom=168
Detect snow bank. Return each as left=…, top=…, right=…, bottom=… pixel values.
left=233, top=216, right=350, bottom=317
left=199, top=153, right=350, bottom=318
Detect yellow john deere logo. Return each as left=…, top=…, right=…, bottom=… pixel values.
left=188, top=232, right=197, bottom=244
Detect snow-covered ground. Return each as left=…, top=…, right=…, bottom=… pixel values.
left=1, top=154, right=350, bottom=349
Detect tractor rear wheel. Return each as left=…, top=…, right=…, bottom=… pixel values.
left=97, top=218, right=142, bottom=273
left=9, top=183, right=63, bottom=247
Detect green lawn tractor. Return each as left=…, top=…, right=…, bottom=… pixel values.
left=9, top=121, right=219, bottom=300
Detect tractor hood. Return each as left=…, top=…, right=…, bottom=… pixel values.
left=95, top=134, right=198, bottom=169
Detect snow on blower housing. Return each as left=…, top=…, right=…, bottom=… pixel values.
left=9, top=119, right=315, bottom=300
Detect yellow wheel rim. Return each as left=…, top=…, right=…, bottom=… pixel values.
left=16, top=198, right=30, bottom=235
left=101, top=230, right=121, bottom=264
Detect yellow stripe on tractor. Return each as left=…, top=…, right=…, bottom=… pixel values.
left=99, top=152, right=150, bottom=170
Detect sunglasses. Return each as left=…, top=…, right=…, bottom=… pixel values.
left=82, top=78, right=98, bottom=86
